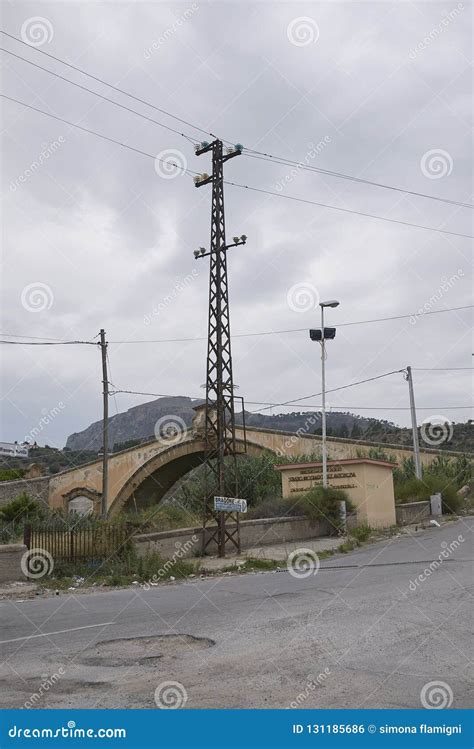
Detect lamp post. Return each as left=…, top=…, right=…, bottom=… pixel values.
left=318, top=300, right=339, bottom=488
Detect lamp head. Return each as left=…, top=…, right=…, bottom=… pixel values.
left=320, top=299, right=340, bottom=308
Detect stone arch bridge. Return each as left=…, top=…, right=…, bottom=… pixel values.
left=0, top=421, right=461, bottom=515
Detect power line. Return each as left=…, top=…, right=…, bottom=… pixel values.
left=0, top=46, right=197, bottom=144
left=0, top=339, right=97, bottom=345
left=1, top=94, right=199, bottom=177
left=3, top=93, right=472, bottom=240
left=413, top=367, right=473, bottom=371
left=108, top=390, right=471, bottom=411
left=2, top=304, right=471, bottom=346
left=254, top=369, right=407, bottom=413
left=107, top=304, right=473, bottom=343
left=0, top=29, right=220, bottom=142
left=224, top=180, right=474, bottom=240
left=2, top=30, right=469, bottom=211
left=244, top=152, right=473, bottom=210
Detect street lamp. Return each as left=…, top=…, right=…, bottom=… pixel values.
left=310, top=300, right=340, bottom=488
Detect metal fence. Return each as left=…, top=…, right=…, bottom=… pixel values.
left=23, top=522, right=132, bottom=563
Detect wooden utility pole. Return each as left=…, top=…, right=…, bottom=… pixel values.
left=406, top=365, right=422, bottom=480
left=99, top=329, right=109, bottom=518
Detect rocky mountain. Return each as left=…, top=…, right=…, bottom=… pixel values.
left=65, top=395, right=373, bottom=452
left=65, top=397, right=202, bottom=451
left=64, top=395, right=472, bottom=454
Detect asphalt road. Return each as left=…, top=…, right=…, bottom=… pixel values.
left=1, top=518, right=472, bottom=709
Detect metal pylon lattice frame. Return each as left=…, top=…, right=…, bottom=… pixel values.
left=194, top=139, right=246, bottom=557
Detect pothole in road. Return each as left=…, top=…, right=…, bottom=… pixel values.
left=78, top=634, right=214, bottom=668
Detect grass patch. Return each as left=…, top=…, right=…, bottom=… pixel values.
left=349, top=525, right=372, bottom=543
left=337, top=539, right=360, bottom=554
left=39, top=550, right=198, bottom=589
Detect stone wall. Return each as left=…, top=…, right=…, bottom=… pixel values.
left=134, top=515, right=332, bottom=558
left=0, top=544, right=27, bottom=583
left=395, top=500, right=431, bottom=526
left=0, top=477, right=50, bottom=508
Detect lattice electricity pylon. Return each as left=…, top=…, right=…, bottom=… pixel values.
left=194, top=139, right=247, bottom=556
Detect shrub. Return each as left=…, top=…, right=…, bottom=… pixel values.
left=289, top=486, right=353, bottom=533
left=0, top=493, right=45, bottom=523
left=395, top=475, right=462, bottom=514
left=350, top=524, right=372, bottom=543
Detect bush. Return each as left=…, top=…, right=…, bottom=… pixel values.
left=395, top=475, right=462, bottom=514
left=0, top=493, right=45, bottom=523
left=289, top=486, right=353, bottom=533
left=247, top=497, right=292, bottom=519
left=120, top=504, right=200, bottom=532
left=350, top=524, right=372, bottom=543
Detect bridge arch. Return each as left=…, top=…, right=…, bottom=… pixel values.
left=108, top=437, right=270, bottom=516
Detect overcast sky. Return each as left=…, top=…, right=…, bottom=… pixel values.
left=1, top=0, right=472, bottom=449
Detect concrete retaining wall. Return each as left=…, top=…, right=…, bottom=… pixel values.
left=0, top=544, right=27, bottom=583
left=395, top=500, right=431, bottom=526
left=134, top=515, right=332, bottom=558
left=0, top=477, right=50, bottom=507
